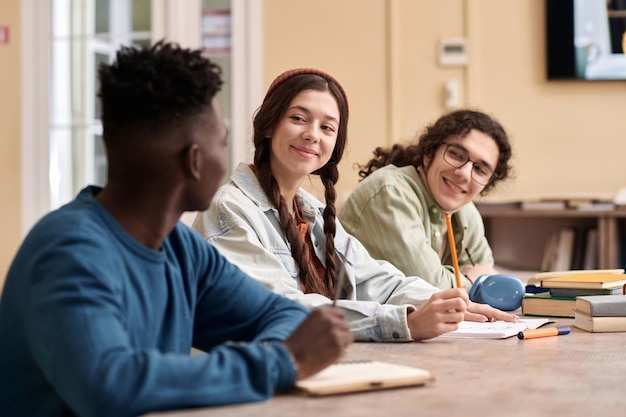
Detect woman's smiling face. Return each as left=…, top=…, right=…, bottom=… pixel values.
left=423, top=129, right=499, bottom=212
left=268, top=89, right=340, bottom=186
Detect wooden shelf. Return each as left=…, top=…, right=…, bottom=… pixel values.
left=480, top=208, right=626, bottom=272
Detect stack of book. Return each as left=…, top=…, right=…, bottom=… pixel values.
left=573, top=295, right=626, bottom=332
left=522, top=270, right=626, bottom=318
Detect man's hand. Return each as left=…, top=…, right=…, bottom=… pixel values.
left=283, top=307, right=353, bottom=380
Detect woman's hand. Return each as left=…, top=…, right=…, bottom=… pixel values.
left=407, top=288, right=469, bottom=341
left=464, top=301, right=517, bottom=322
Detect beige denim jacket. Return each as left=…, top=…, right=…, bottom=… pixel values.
left=192, top=164, right=440, bottom=342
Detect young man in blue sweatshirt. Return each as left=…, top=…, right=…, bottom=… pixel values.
left=0, top=41, right=352, bottom=417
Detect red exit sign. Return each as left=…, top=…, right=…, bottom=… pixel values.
left=0, top=26, right=9, bottom=45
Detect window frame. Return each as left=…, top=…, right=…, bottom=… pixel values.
left=20, top=0, right=263, bottom=235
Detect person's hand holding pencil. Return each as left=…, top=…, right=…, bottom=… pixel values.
left=283, top=308, right=353, bottom=379
left=332, top=238, right=352, bottom=306
left=284, top=240, right=354, bottom=379
left=444, top=212, right=463, bottom=289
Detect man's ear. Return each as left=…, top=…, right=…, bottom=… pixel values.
left=423, top=154, right=431, bottom=169
left=184, top=143, right=201, bottom=181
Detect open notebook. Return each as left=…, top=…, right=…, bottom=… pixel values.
left=293, top=360, right=434, bottom=396
left=438, top=318, right=551, bottom=339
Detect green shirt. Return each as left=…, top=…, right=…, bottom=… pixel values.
left=339, top=165, right=494, bottom=290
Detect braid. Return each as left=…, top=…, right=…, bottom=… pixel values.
left=255, top=147, right=331, bottom=297
left=320, top=166, right=339, bottom=297
left=252, top=69, right=350, bottom=299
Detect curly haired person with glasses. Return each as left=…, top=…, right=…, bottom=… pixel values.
left=339, top=109, right=513, bottom=290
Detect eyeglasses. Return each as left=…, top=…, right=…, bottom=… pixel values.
left=442, top=143, right=495, bottom=186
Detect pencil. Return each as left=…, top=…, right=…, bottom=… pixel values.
left=332, top=238, right=352, bottom=306
left=445, top=212, right=463, bottom=289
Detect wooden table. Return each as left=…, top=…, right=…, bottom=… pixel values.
left=145, top=317, right=626, bottom=417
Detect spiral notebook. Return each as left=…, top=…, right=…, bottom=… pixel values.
left=293, top=360, right=434, bottom=396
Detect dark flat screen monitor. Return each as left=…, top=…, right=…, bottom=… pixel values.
left=546, top=0, right=626, bottom=80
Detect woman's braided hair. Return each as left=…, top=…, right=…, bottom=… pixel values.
left=253, top=69, right=349, bottom=297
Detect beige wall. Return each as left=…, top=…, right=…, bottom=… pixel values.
left=263, top=0, right=626, bottom=202
left=467, top=0, right=625, bottom=200
left=0, top=0, right=21, bottom=284
left=2, top=0, right=626, bottom=286
left=263, top=0, right=391, bottom=201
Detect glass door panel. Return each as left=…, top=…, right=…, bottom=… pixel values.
left=47, top=0, right=242, bottom=211
left=50, top=0, right=152, bottom=208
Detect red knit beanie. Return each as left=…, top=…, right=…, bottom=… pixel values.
left=265, top=68, right=349, bottom=118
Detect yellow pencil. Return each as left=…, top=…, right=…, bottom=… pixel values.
left=444, top=212, right=463, bottom=289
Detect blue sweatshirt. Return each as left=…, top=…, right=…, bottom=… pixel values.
left=0, top=186, right=308, bottom=417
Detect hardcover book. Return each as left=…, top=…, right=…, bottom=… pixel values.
left=574, top=295, right=626, bottom=317
left=573, top=311, right=626, bottom=333
left=549, top=287, right=623, bottom=298
left=540, top=273, right=626, bottom=290
left=526, top=269, right=624, bottom=287
left=521, top=292, right=576, bottom=318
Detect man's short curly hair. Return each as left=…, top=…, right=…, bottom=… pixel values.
left=98, top=40, right=223, bottom=138
left=358, top=109, right=512, bottom=194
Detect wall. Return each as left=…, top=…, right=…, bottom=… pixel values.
left=263, top=0, right=626, bottom=202
left=0, top=0, right=21, bottom=285
left=2, top=0, right=626, bottom=287
left=263, top=0, right=392, bottom=201
left=467, top=0, right=625, bottom=200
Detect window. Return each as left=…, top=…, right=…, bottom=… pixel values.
left=22, top=0, right=261, bottom=233
left=50, top=0, right=152, bottom=208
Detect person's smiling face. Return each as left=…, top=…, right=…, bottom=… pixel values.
left=423, top=129, right=499, bottom=212
left=268, top=89, right=340, bottom=188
